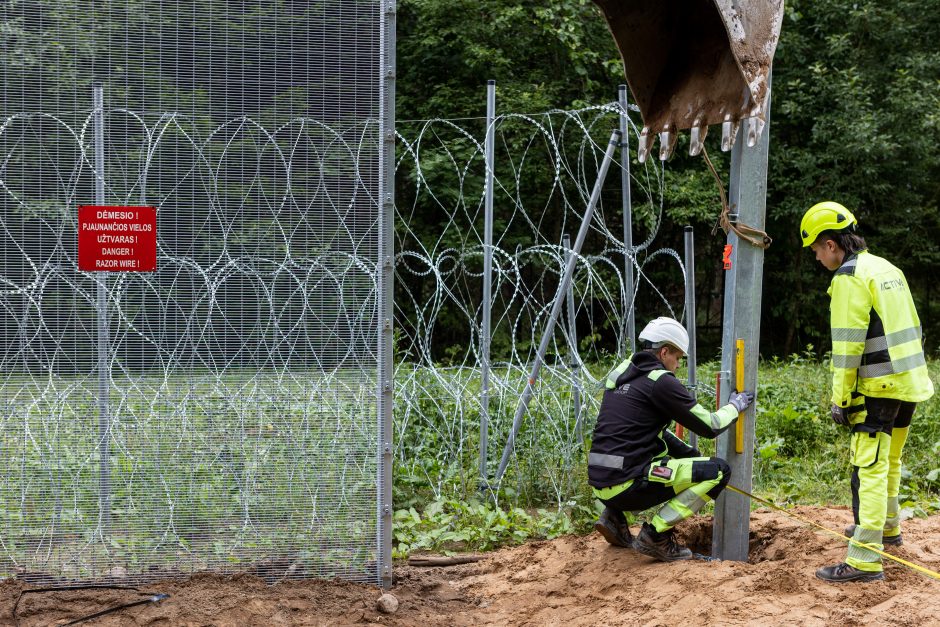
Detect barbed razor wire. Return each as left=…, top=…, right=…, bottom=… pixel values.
left=393, top=101, right=696, bottom=506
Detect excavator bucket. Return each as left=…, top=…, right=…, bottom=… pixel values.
left=594, top=0, right=784, bottom=160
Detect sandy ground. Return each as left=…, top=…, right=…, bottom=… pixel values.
left=3, top=506, right=939, bottom=626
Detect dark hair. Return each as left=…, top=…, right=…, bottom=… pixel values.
left=641, top=341, right=680, bottom=356
left=818, top=229, right=867, bottom=255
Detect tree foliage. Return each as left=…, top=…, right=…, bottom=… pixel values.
left=766, top=0, right=940, bottom=355
left=397, top=0, right=940, bottom=359
left=4, top=0, right=938, bottom=360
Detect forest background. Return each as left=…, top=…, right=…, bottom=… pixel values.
left=397, top=0, right=940, bottom=360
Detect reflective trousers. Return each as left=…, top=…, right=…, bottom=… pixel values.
left=599, top=456, right=730, bottom=533
left=847, top=398, right=915, bottom=573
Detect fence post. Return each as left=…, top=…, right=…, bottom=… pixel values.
left=618, top=85, right=636, bottom=355
left=480, top=80, right=496, bottom=483
left=378, top=0, right=397, bottom=590
left=684, top=226, right=698, bottom=450
left=92, top=82, right=111, bottom=536
left=493, top=129, right=621, bottom=486
left=713, top=78, right=773, bottom=562
left=562, top=234, right=583, bottom=443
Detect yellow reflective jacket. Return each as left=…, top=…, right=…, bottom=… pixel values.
left=828, top=250, right=934, bottom=406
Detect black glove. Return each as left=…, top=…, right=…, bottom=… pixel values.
left=831, top=404, right=849, bottom=426
left=728, top=390, right=755, bottom=413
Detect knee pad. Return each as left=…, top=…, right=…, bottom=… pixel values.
left=692, top=457, right=730, bottom=484
left=692, top=457, right=731, bottom=499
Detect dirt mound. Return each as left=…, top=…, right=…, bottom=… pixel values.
left=3, top=506, right=940, bottom=626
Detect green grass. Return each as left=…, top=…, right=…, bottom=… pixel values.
left=392, top=354, right=940, bottom=555
left=0, top=370, right=381, bottom=578
left=3, top=357, right=938, bottom=566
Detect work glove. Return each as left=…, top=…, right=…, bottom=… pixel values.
left=728, top=390, right=755, bottom=413
left=830, top=404, right=849, bottom=426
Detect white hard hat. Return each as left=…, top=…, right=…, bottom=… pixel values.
left=638, top=317, right=689, bottom=354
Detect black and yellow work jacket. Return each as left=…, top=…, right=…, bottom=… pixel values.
left=587, top=351, right=739, bottom=489
left=828, top=250, right=934, bottom=408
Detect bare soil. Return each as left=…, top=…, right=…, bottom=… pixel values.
left=3, top=506, right=939, bottom=626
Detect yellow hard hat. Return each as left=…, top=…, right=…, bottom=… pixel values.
left=799, top=201, right=857, bottom=247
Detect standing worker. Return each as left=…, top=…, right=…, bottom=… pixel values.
left=800, top=201, right=934, bottom=583
left=588, top=317, right=755, bottom=561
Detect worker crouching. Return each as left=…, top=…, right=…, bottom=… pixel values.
left=587, top=317, right=754, bottom=561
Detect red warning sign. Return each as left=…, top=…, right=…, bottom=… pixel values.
left=78, top=205, right=157, bottom=272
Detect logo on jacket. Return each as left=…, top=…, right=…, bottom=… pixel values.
left=613, top=383, right=631, bottom=395
left=880, top=279, right=905, bottom=292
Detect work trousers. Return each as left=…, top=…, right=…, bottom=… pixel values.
left=600, top=456, right=730, bottom=533
left=847, top=397, right=915, bottom=573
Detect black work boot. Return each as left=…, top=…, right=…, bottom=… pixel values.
left=816, top=562, right=884, bottom=583
left=844, top=524, right=902, bottom=546
left=594, top=507, right=633, bottom=548
left=633, top=522, right=692, bottom=562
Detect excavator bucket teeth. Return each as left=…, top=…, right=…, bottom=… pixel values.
left=595, top=0, right=783, bottom=141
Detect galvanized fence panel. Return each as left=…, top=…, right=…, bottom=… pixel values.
left=0, top=0, right=389, bottom=584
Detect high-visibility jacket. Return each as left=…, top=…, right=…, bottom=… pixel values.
left=587, top=351, right=738, bottom=488
left=828, top=250, right=934, bottom=407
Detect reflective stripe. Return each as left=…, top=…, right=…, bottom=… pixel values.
left=605, top=358, right=632, bottom=389
left=690, top=404, right=736, bottom=431
left=675, top=488, right=708, bottom=513
left=864, top=326, right=922, bottom=354
left=648, top=369, right=668, bottom=382
left=589, top=452, right=624, bottom=470
left=693, top=406, right=722, bottom=430
left=832, top=327, right=867, bottom=342
left=894, top=351, right=924, bottom=373
left=859, top=361, right=893, bottom=378
left=887, top=326, right=922, bottom=345
left=709, top=412, right=723, bottom=430
left=656, top=504, right=684, bottom=526
left=859, top=352, right=926, bottom=378
left=832, top=353, right=862, bottom=368
left=657, top=487, right=712, bottom=526
left=885, top=496, right=900, bottom=531
left=864, top=336, right=888, bottom=353
left=847, top=525, right=883, bottom=565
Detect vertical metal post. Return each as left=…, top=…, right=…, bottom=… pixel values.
left=480, top=80, right=495, bottom=482
left=618, top=85, right=636, bottom=355
left=713, top=80, right=773, bottom=562
left=562, top=234, right=582, bottom=443
left=377, top=0, right=397, bottom=590
left=683, top=226, right=698, bottom=450
left=493, top=129, right=621, bottom=485
left=92, top=82, right=111, bottom=535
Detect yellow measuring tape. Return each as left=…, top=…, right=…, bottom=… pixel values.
left=727, top=484, right=940, bottom=582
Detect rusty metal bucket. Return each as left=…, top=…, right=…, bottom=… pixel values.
left=594, top=0, right=783, bottom=160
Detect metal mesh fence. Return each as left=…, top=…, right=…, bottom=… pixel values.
left=393, top=104, right=696, bottom=506
left=0, top=0, right=390, bottom=584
